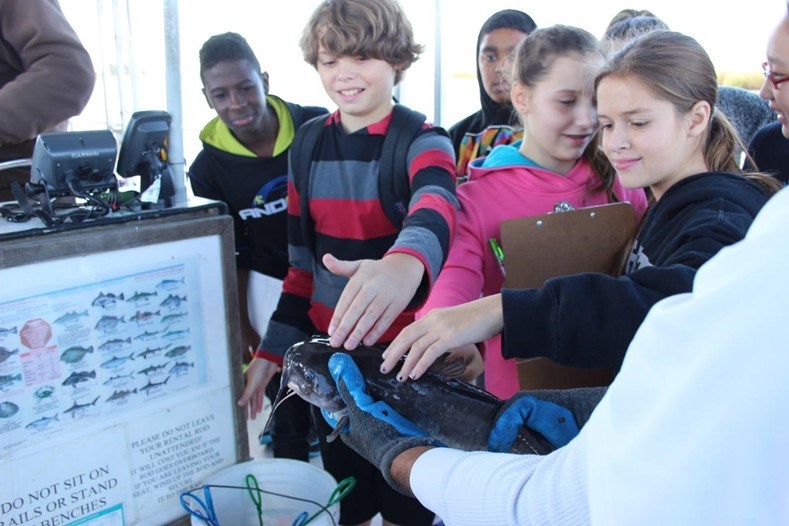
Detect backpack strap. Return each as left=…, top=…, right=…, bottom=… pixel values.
left=290, top=113, right=330, bottom=255
left=378, top=104, right=426, bottom=228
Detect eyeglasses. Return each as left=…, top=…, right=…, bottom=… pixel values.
left=762, top=62, right=789, bottom=89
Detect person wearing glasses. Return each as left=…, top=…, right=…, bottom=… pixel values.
left=319, top=27, right=789, bottom=526
left=748, top=10, right=789, bottom=185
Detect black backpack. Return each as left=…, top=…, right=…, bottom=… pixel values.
left=290, top=104, right=426, bottom=254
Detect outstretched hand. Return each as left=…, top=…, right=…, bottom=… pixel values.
left=321, top=353, right=441, bottom=496
left=237, top=358, right=279, bottom=420
left=325, top=252, right=424, bottom=350
left=381, top=294, right=505, bottom=380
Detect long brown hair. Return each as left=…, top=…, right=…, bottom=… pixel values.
left=596, top=31, right=781, bottom=196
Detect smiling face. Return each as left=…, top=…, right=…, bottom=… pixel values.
left=478, top=28, right=529, bottom=105
left=316, top=47, right=397, bottom=133
left=511, top=53, right=602, bottom=175
left=597, top=75, right=710, bottom=200
left=759, top=15, right=789, bottom=138
left=201, top=58, right=269, bottom=140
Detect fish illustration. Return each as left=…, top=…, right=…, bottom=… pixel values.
left=92, top=292, right=125, bottom=308
left=54, top=310, right=89, bottom=325
left=165, top=345, right=190, bottom=358
left=103, top=372, right=135, bottom=387
left=0, top=326, right=18, bottom=338
left=169, top=361, right=194, bottom=376
left=0, top=401, right=19, bottom=418
left=127, top=291, right=158, bottom=303
left=94, top=315, right=126, bottom=332
left=140, top=376, right=170, bottom=395
left=155, top=278, right=185, bottom=291
left=98, top=337, right=132, bottom=353
left=159, top=294, right=187, bottom=308
left=133, top=330, right=160, bottom=341
left=106, top=389, right=138, bottom=402
left=0, top=373, right=22, bottom=390
left=136, top=344, right=170, bottom=360
left=62, top=370, right=96, bottom=388
left=269, top=337, right=555, bottom=456
left=162, top=329, right=190, bottom=340
left=139, top=362, right=169, bottom=376
left=26, top=413, right=59, bottom=430
left=34, top=385, right=55, bottom=399
left=0, top=347, right=19, bottom=364
left=101, top=353, right=135, bottom=369
left=130, top=310, right=161, bottom=324
left=160, top=312, right=188, bottom=325
left=60, top=346, right=94, bottom=364
left=63, top=396, right=100, bottom=418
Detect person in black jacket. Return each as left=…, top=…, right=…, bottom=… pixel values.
left=381, top=31, right=779, bottom=383
left=448, top=9, right=536, bottom=181
left=188, top=32, right=327, bottom=461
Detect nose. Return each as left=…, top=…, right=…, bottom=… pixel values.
left=337, top=58, right=356, bottom=81
left=229, top=90, right=246, bottom=109
left=575, top=99, right=597, bottom=129
left=603, top=124, right=629, bottom=153
left=758, top=77, right=774, bottom=101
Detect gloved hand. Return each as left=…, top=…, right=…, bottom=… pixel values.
left=488, top=392, right=580, bottom=452
left=321, top=353, right=442, bottom=495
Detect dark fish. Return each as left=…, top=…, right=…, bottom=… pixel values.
left=165, top=345, right=190, bottom=358
left=159, top=294, right=187, bottom=308
left=62, top=370, right=96, bottom=388
left=60, top=346, right=94, bottom=364
left=0, top=326, right=18, bottom=338
left=137, top=344, right=170, bottom=360
left=138, top=362, right=168, bottom=376
left=140, top=376, right=170, bottom=395
left=0, top=347, right=19, bottom=364
left=54, top=310, right=89, bottom=325
left=92, top=292, right=124, bottom=308
left=0, top=401, right=19, bottom=418
left=64, top=396, right=99, bottom=418
left=270, top=337, right=554, bottom=455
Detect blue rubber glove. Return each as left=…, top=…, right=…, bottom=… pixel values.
left=488, top=393, right=580, bottom=452
left=320, top=353, right=441, bottom=495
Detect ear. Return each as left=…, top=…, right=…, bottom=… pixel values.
left=261, top=71, right=270, bottom=96
left=686, top=100, right=711, bottom=137
left=510, top=81, right=531, bottom=116
left=202, top=87, right=213, bottom=110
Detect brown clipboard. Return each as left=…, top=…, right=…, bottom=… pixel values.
left=499, top=202, right=638, bottom=390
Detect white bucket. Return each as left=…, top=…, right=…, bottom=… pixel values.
left=189, top=458, right=340, bottom=526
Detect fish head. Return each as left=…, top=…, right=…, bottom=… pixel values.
left=280, top=337, right=345, bottom=413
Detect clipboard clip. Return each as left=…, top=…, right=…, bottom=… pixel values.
left=553, top=201, right=575, bottom=213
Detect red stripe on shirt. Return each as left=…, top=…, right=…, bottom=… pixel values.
left=409, top=148, right=457, bottom=182
left=282, top=267, right=312, bottom=298
left=311, top=197, right=398, bottom=239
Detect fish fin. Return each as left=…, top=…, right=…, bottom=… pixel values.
left=426, top=353, right=467, bottom=379
left=326, top=414, right=349, bottom=443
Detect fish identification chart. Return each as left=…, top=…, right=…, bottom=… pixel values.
left=0, top=222, right=242, bottom=526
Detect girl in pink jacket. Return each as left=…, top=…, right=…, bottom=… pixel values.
left=417, top=25, right=648, bottom=398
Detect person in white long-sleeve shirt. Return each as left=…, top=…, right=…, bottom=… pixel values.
left=321, top=16, right=789, bottom=525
